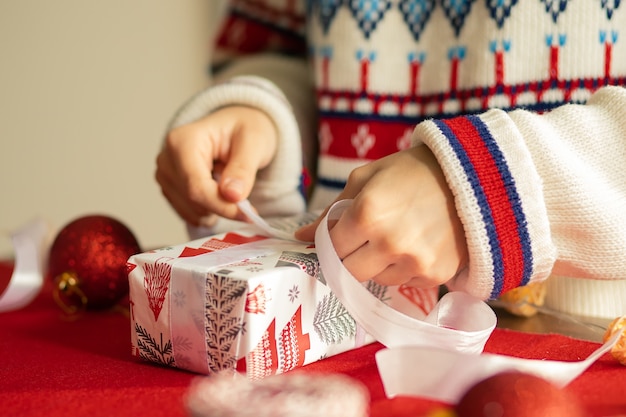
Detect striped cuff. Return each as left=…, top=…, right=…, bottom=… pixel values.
left=414, top=109, right=556, bottom=300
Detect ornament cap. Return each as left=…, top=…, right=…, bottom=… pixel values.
left=53, top=271, right=88, bottom=315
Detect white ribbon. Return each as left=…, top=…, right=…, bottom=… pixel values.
left=0, top=219, right=48, bottom=312
left=236, top=200, right=301, bottom=242
left=375, top=329, right=623, bottom=403
left=315, top=200, right=496, bottom=353
left=312, top=200, right=623, bottom=403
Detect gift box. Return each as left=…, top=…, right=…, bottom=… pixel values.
left=127, top=227, right=439, bottom=379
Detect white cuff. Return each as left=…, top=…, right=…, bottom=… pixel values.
left=545, top=275, right=626, bottom=319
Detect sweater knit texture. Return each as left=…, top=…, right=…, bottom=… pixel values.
left=171, top=0, right=626, bottom=318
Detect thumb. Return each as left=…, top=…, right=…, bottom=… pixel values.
left=294, top=195, right=347, bottom=242
left=218, top=131, right=272, bottom=203
left=294, top=203, right=342, bottom=242
left=294, top=217, right=321, bottom=242
left=295, top=168, right=371, bottom=241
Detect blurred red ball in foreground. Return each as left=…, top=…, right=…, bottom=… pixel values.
left=456, top=371, right=585, bottom=417
left=48, top=215, right=141, bottom=310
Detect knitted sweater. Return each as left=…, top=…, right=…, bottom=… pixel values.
left=171, top=0, right=626, bottom=318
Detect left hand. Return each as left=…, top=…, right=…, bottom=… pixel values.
left=295, top=145, right=468, bottom=288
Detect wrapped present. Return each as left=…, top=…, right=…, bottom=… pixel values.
left=127, top=227, right=439, bottom=380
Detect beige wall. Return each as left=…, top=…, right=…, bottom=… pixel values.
left=0, top=2, right=213, bottom=257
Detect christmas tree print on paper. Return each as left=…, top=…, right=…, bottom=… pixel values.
left=142, top=258, right=172, bottom=321
left=240, top=306, right=310, bottom=380
left=313, top=281, right=388, bottom=345
left=134, top=323, right=175, bottom=367
left=205, top=273, right=247, bottom=372
left=275, top=251, right=325, bottom=284
left=179, top=232, right=267, bottom=257
left=202, top=232, right=267, bottom=251
left=278, top=306, right=310, bottom=373
left=241, top=320, right=277, bottom=380
left=366, top=280, right=389, bottom=302
left=313, top=293, right=356, bottom=345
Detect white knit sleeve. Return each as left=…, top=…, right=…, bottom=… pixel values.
left=412, top=86, right=626, bottom=302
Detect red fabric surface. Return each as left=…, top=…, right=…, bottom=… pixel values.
left=1, top=260, right=625, bottom=417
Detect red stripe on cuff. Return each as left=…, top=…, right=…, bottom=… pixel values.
left=443, top=117, right=526, bottom=294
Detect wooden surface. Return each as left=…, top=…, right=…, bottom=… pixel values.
left=492, top=303, right=610, bottom=343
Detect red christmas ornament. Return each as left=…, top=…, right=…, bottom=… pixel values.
left=48, top=215, right=141, bottom=311
left=455, top=371, right=585, bottom=417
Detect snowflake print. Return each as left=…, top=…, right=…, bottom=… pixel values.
left=319, top=122, right=333, bottom=153
left=351, top=124, right=375, bottom=158
left=396, top=128, right=413, bottom=150
left=172, top=290, right=186, bottom=308
left=288, top=285, right=300, bottom=303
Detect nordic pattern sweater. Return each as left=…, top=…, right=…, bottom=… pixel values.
left=171, top=0, right=626, bottom=318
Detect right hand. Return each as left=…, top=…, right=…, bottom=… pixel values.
left=295, top=145, right=467, bottom=289
left=155, top=105, right=278, bottom=227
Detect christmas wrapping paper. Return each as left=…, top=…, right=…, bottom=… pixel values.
left=127, top=227, right=439, bottom=379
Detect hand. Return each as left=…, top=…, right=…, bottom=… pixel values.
left=155, top=106, right=278, bottom=226
left=295, top=145, right=468, bottom=288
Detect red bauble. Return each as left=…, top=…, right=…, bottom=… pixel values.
left=456, top=371, right=585, bottom=417
left=48, top=215, right=141, bottom=311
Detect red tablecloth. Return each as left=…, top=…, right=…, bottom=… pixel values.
left=1, top=261, right=625, bottom=417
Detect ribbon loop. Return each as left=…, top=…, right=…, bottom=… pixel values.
left=314, top=200, right=496, bottom=353
left=0, top=219, right=48, bottom=313
left=312, top=200, right=623, bottom=403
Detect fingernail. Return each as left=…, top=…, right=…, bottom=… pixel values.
left=222, top=178, right=244, bottom=198
left=199, top=214, right=219, bottom=228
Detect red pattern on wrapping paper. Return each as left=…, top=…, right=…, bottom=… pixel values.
left=397, top=285, right=438, bottom=316
left=179, top=233, right=268, bottom=258
left=142, top=257, right=172, bottom=322
left=239, top=306, right=311, bottom=379
left=245, top=283, right=268, bottom=314
left=126, top=262, right=137, bottom=276
left=239, top=320, right=278, bottom=380
left=202, top=232, right=267, bottom=250
left=129, top=298, right=139, bottom=357
left=178, top=247, right=210, bottom=258
left=278, top=306, right=310, bottom=372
